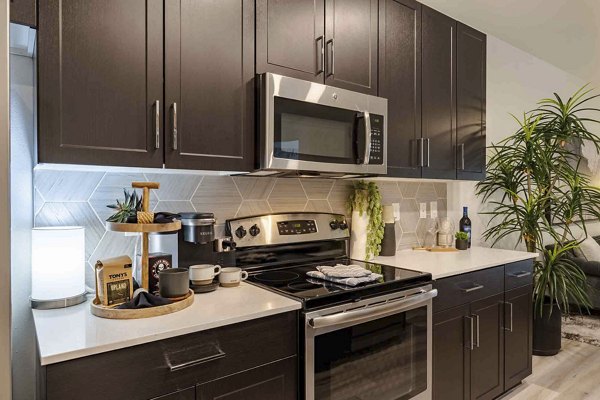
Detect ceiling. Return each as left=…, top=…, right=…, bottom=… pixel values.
left=420, top=0, right=600, bottom=86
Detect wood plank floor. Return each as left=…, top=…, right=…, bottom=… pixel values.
left=501, top=339, right=600, bottom=399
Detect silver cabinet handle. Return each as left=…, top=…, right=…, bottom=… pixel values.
left=461, top=283, right=484, bottom=293
left=167, top=344, right=226, bottom=372
left=474, top=313, right=480, bottom=347
left=172, top=103, right=178, bottom=151
left=418, top=138, right=425, bottom=167
left=309, top=289, right=438, bottom=330
left=363, top=111, right=371, bottom=165
left=458, top=143, right=465, bottom=170
left=466, top=316, right=474, bottom=350
left=426, top=138, right=431, bottom=167
left=505, top=301, right=514, bottom=332
left=509, top=271, right=531, bottom=278
left=316, top=36, right=324, bottom=74
left=326, top=39, right=335, bottom=77
left=154, top=100, right=160, bottom=149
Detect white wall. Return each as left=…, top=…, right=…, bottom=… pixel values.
left=447, top=35, right=594, bottom=249
left=10, top=52, right=35, bottom=400
left=0, top=0, right=12, bottom=399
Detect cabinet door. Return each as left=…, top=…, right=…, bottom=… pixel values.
left=421, top=6, right=456, bottom=179
left=380, top=0, right=422, bottom=178
left=433, top=304, right=471, bottom=400
left=196, top=356, right=297, bottom=400
left=10, top=0, right=36, bottom=27
left=470, top=293, right=504, bottom=400
left=504, top=285, right=533, bottom=391
left=165, top=0, right=255, bottom=171
left=456, top=22, right=486, bottom=180
left=256, top=0, right=325, bottom=83
left=325, top=0, right=378, bottom=95
left=151, top=387, right=195, bottom=400
left=38, top=0, right=164, bottom=168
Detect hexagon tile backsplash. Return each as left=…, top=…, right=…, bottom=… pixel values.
left=33, top=169, right=447, bottom=287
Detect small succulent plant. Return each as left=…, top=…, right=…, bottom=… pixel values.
left=106, top=189, right=143, bottom=223
left=455, top=231, right=469, bottom=241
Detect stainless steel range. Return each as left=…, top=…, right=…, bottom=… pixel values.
left=226, top=212, right=437, bottom=400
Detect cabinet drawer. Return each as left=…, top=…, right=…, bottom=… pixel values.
left=433, top=266, right=504, bottom=312
left=45, top=312, right=298, bottom=400
left=505, top=260, right=534, bottom=290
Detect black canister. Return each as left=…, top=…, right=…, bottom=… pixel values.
left=380, top=205, right=396, bottom=256
left=180, top=212, right=216, bottom=244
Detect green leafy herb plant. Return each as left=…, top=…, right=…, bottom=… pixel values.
left=455, top=231, right=469, bottom=241
left=347, top=180, right=384, bottom=259
left=476, top=86, right=600, bottom=316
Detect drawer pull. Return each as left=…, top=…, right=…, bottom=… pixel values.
left=166, top=343, right=226, bottom=372
left=509, top=271, right=532, bottom=278
left=461, top=283, right=484, bottom=293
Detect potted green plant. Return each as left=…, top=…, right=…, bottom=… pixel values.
left=347, top=180, right=384, bottom=260
left=455, top=232, right=469, bottom=250
left=476, top=86, right=600, bottom=355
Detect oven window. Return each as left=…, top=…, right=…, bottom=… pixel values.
left=314, top=306, right=428, bottom=400
left=274, top=97, right=361, bottom=164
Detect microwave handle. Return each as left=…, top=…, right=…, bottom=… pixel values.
left=363, top=111, right=371, bottom=165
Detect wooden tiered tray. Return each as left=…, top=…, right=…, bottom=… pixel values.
left=90, top=289, right=194, bottom=319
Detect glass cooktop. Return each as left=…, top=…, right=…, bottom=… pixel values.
left=246, top=258, right=431, bottom=310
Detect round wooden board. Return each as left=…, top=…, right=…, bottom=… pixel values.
left=105, top=220, right=181, bottom=233
left=90, top=289, right=194, bottom=319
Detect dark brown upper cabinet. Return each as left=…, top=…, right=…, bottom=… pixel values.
left=10, top=0, right=36, bottom=27
left=38, top=0, right=164, bottom=168
left=324, top=0, right=378, bottom=95
left=421, top=5, right=457, bottom=179
left=380, top=0, right=422, bottom=178
left=165, top=0, right=255, bottom=171
left=256, top=0, right=325, bottom=83
left=256, top=0, right=377, bottom=95
left=457, top=22, right=487, bottom=180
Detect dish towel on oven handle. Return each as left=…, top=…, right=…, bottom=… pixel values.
left=306, top=270, right=383, bottom=287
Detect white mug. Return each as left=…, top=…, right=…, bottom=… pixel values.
left=218, top=267, right=248, bottom=287
left=189, top=264, right=221, bottom=285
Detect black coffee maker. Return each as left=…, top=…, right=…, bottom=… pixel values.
left=178, top=212, right=236, bottom=268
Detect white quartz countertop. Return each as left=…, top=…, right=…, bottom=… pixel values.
left=373, top=246, right=538, bottom=279
left=32, top=282, right=301, bottom=366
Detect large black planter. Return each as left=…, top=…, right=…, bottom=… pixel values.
left=533, top=302, right=562, bottom=356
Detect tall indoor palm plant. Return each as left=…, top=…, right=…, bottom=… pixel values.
left=477, top=86, right=600, bottom=327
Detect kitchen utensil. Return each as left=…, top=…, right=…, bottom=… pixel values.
left=159, top=268, right=190, bottom=298
left=189, top=264, right=222, bottom=285
left=218, top=267, right=248, bottom=287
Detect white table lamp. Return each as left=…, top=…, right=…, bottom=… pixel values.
left=31, top=226, right=87, bottom=309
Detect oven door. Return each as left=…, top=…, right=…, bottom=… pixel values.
left=304, top=286, right=437, bottom=400
left=261, top=73, right=387, bottom=175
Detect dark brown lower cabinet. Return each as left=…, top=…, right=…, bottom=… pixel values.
left=152, top=387, right=195, bottom=400
left=470, top=293, right=504, bottom=400
left=433, top=304, right=471, bottom=400
left=433, top=261, right=533, bottom=400
left=197, top=356, right=297, bottom=400
left=504, top=285, right=533, bottom=391
left=39, top=312, right=298, bottom=400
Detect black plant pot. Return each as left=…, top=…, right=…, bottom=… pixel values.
left=533, top=302, right=562, bottom=356
left=455, top=239, right=469, bottom=250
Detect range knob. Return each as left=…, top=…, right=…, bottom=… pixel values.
left=235, top=225, right=247, bottom=239
left=329, top=220, right=340, bottom=230
left=249, top=224, right=261, bottom=236
left=339, top=221, right=348, bottom=230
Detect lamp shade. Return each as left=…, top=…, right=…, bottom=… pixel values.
left=31, top=226, right=86, bottom=308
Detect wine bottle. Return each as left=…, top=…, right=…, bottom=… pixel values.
left=459, top=206, right=472, bottom=248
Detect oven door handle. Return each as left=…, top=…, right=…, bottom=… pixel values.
left=308, top=289, right=438, bottom=330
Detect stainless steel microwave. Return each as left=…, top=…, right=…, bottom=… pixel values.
left=258, top=73, right=388, bottom=177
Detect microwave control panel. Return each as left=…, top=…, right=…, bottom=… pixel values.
left=368, top=114, right=384, bottom=164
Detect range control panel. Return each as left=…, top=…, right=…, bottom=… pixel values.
left=277, top=220, right=317, bottom=235
left=226, top=212, right=349, bottom=248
